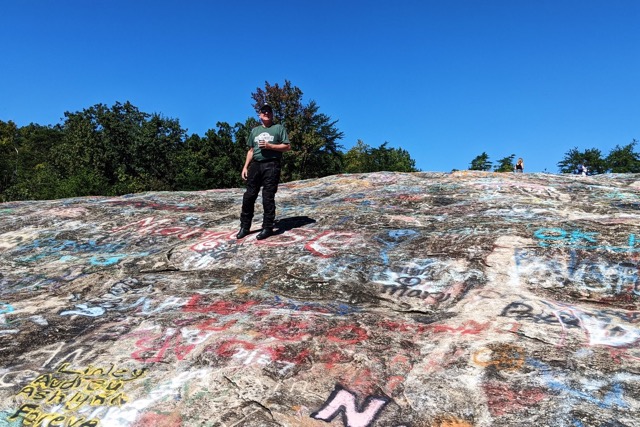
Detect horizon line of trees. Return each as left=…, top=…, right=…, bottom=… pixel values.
left=467, top=142, right=640, bottom=174
left=0, top=81, right=417, bottom=202
left=2, top=79, right=637, bottom=202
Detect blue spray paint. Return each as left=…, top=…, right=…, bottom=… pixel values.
left=375, top=230, right=419, bottom=265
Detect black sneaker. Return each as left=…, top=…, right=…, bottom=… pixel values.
left=256, top=228, right=274, bottom=240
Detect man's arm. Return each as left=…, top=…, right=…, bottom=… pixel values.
left=241, top=148, right=253, bottom=180
left=260, top=142, right=291, bottom=153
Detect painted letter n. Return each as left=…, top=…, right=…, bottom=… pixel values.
left=311, top=384, right=391, bottom=427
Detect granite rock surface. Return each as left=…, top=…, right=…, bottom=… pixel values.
left=1, top=171, right=639, bottom=427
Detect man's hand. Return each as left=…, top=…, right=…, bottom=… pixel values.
left=241, top=166, right=249, bottom=180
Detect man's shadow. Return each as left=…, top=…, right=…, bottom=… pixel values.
left=274, top=216, right=316, bottom=235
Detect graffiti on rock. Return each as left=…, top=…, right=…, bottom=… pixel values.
left=8, top=363, right=147, bottom=427
left=372, top=258, right=484, bottom=306
left=514, top=248, right=640, bottom=298
left=534, top=228, right=639, bottom=253
left=311, top=384, right=391, bottom=427
left=1, top=172, right=640, bottom=426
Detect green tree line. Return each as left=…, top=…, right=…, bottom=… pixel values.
left=0, top=81, right=417, bottom=202
left=468, top=142, right=640, bottom=174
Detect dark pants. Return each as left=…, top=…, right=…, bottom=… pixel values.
left=240, top=160, right=281, bottom=229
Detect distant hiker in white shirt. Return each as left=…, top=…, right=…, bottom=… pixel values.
left=577, top=161, right=588, bottom=176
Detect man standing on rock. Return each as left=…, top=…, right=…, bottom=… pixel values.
left=236, top=103, right=291, bottom=240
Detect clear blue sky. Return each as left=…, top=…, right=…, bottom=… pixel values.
left=2, top=0, right=638, bottom=173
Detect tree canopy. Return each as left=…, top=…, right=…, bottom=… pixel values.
left=494, top=154, right=516, bottom=172
left=557, top=147, right=609, bottom=175
left=3, top=80, right=637, bottom=202
left=1, top=81, right=420, bottom=202
left=469, top=152, right=492, bottom=171
left=344, top=140, right=417, bottom=173
left=467, top=143, right=640, bottom=176
left=605, top=140, right=640, bottom=173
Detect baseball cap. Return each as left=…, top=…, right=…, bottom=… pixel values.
left=259, top=104, right=273, bottom=113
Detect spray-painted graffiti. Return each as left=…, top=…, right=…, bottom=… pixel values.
left=113, top=217, right=367, bottom=268
left=528, top=358, right=637, bottom=410
left=534, top=228, right=639, bottom=253
left=0, top=301, right=19, bottom=335
left=482, top=382, right=546, bottom=416
left=1, top=342, right=104, bottom=389
left=128, top=323, right=218, bottom=364
left=374, top=229, right=419, bottom=265
left=304, top=230, right=361, bottom=258
left=571, top=417, right=631, bottom=427
left=0, top=268, right=87, bottom=294
left=104, top=199, right=206, bottom=212
left=59, top=369, right=211, bottom=426
left=209, top=319, right=370, bottom=369
left=45, top=207, right=90, bottom=218
left=13, top=238, right=123, bottom=262
left=1, top=313, right=48, bottom=337
left=311, top=384, right=391, bottom=427
left=282, top=254, right=367, bottom=288
left=270, top=295, right=361, bottom=316
left=472, top=343, right=525, bottom=371
left=7, top=235, right=152, bottom=267
left=514, top=249, right=640, bottom=297
left=112, top=216, right=209, bottom=240
left=213, top=339, right=299, bottom=376
left=9, top=363, right=147, bottom=427
left=372, top=258, right=483, bottom=305
left=183, top=232, right=369, bottom=271
left=0, top=302, right=14, bottom=315
left=58, top=278, right=185, bottom=318
left=0, top=229, right=43, bottom=250
left=501, top=300, right=640, bottom=348
left=3, top=172, right=640, bottom=426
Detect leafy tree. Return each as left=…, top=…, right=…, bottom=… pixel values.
left=56, top=101, right=185, bottom=194
left=1, top=122, right=65, bottom=200
left=2, top=84, right=425, bottom=200
left=57, top=102, right=144, bottom=189
left=0, top=120, right=19, bottom=196
left=557, top=147, right=607, bottom=175
left=173, top=133, right=207, bottom=190
left=213, top=120, right=253, bottom=187
left=581, top=149, right=608, bottom=174
left=605, top=140, right=640, bottom=173
left=557, top=147, right=581, bottom=174
left=370, top=143, right=418, bottom=172
left=344, top=140, right=418, bottom=173
left=133, top=113, right=185, bottom=190
left=343, top=140, right=370, bottom=173
left=251, top=80, right=344, bottom=181
left=494, top=154, right=516, bottom=172
left=174, top=121, right=247, bottom=190
left=17, top=123, right=64, bottom=168
left=469, top=152, right=492, bottom=171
